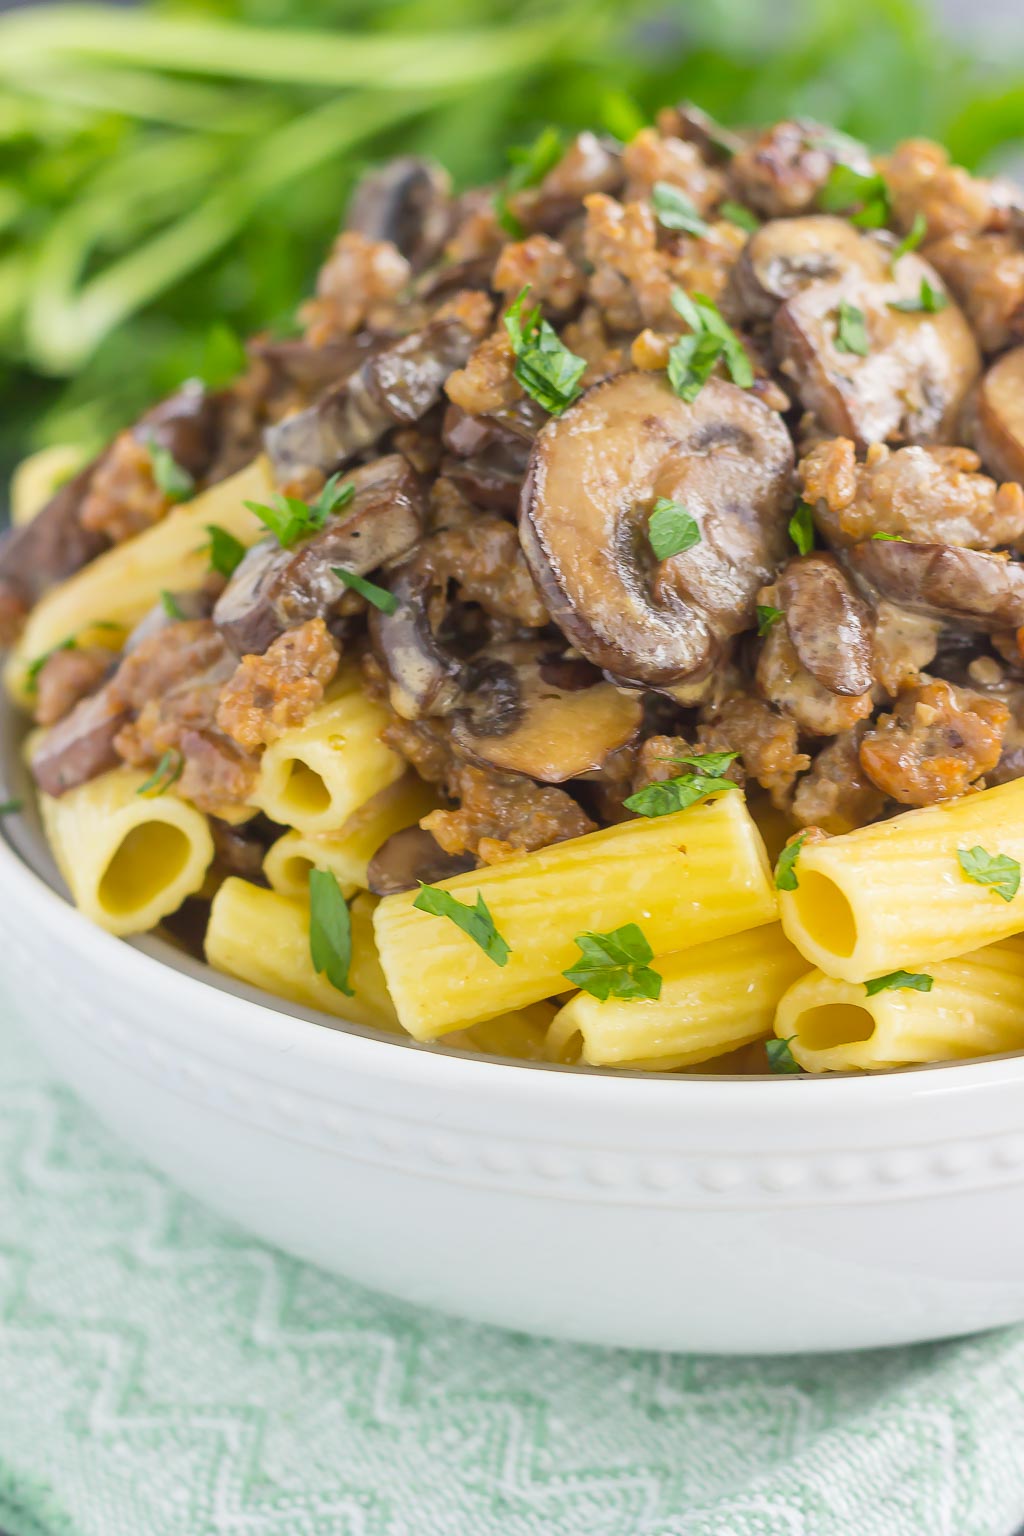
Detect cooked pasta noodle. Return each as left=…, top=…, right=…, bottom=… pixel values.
left=547, top=923, right=808, bottom=1069
left=373, top=792, right=777, bottom=1039
left=5, top=457, right=273, bottom=704
left=40, top=766, right=214, bottom=936
left=205, top=879, right=399, bottom=1031
left=263, top=774, right=438, bottom=897
left=778, top=779, right=1024, bottom=983
left=10, top=445, right=85, bottom=526
left=775, top=936, right=1024, bottom=1071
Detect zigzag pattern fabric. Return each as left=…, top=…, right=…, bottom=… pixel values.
left=2, top=994, right=1024, bottom=1536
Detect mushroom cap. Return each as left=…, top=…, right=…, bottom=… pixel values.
left=966, top=345, right=1024, bottom=485
left=777, top=552, right=875, bottom=695
left=519, top=371, right=794, bottom=689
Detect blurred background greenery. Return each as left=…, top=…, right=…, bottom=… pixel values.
left=0, top=0, right=1022, bottom=487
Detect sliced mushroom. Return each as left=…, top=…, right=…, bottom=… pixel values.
left=366, top=825, right=475, bottom=895
left=368, top=559, right=467, bottom=720
left=450, top=645, right=644, bottom=782
left=729, top=215, right=871, bottom=322
left=670, top=101, right=747, bottom=162
left=776, top=553, right=875, bottom=695
left=965, top=345, right=1024, bottom=485
left=848, top=539, right=1024, bottom=630
left=0, top=458, right=106, bottom=643
left=135, top=379, right=221, bottom=480
left=519, top=371, right=794, bottom=690
left=30, top=684, right=129, bottom=798
left=346, top=156, right=453, bottom=271
left=250, top=333, right=384, bottom=403
left=123, top=586, right=219, bottom=655
left=440, top=399, right=543, bottom=513
left=763, top=220, right=979, bottom=447
left=214, top=453, right=425, bottom=656
left=265, top=309, right=482, bottom=482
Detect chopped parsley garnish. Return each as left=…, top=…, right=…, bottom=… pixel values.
left=146, top=437, right=195, bottom=503
left=887, top=277, right=948, bottom=314
left=651, top=180, right=709, bottom=236
left=160, top=589, right=185, bottom=620
left=331, top=566, right=399, bottom=615
left=136, top=749, right=183, bottom=798
left=667, top=287, right=754, bottom=401
left=957, top=845, right=1021, bottom=903
left=766, top=1035, right=803, bottom=1073
left=563, top=923, right=662, bottom=1002
left=413, top=883, right=510, bottom=967
left=504, top=287, right=586, bottom=416
left=506, top=125, right=563, bottom=194
left=835, top=299, right=869, bottom=356
left=0, top=798, right=22, bottom=816
left=891, top=212, right=928, bottom=263
left=600, top=88, right=646, bottom=143
left=623, top=752, right=739, bottom=818
left=206, top=524, right=246, bottom=579
left=245, top=473, right=354, bottom=549
left=870, top=531, right=907, bottom=541
left=864, top=970, right=934, bottom=996
left=719, top=199, right=759, bottom=233
left=493, top=126, right=563, bottom=238
left=199, top=322, right=247, bottom=389
left=775, top=832, right=809, bottom=892
left=756, top=603, right=784, bottom=636
left=647, top=498, right=701, bottom=561
left=309, top=869, right=353, bottom=995
left=818, top=161, right=891, bottom=228
left=24, top=635, right=76, bottom=694
left=788, top=501, right=815, bottom=555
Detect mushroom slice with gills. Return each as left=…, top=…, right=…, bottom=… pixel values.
left=250, top=333, right=384, bottom=407
left=29, top=684, right=130, bottom=798
left=764, top=220, right=980, bottom=447
left=367, top=558, right=468, bottom=721
left=441, top=399, right=544, bottom=514
left=847, top=540, right=1024, bottom=631
left=214, top=453, right=424, bottom=657
left=966, top=345, right=1024, bottom=486
left=776, top=553, right=874, bottom=695
left=265, top=308, right=483, bottom=482
left=366, top=825, right=475, bottom=896
left=519, top=371, right=795, bottom=690
left=728, top=215, right=873, bottom=323
left=136, top=379, right=221, bottom=482
left=345, top=156, right=453, bottom=272
left=450, top=645, right=644, bottom=783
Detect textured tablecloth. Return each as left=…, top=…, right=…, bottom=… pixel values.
left=3, top=990, right=1024, bottom=1536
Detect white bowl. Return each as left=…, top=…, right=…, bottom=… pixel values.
left=6, top=745, right=1024, bottom=1353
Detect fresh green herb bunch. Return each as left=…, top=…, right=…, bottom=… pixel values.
left=0, top=0, right=1010, bottom=490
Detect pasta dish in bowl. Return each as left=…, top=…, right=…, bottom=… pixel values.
left=8, top=105, right=1024, bottom=1349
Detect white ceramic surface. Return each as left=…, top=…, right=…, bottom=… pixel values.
left=6, top=812, right=1024, bottom=1356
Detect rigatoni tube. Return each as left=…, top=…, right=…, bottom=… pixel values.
left=548, top=923, right=808, bottom=1069
left=5, top=457, right=274, bottom=705
left=205, top=880, right=398, bottom=1032
left=250, top=673, right=405, bottom=836
left=263, top=774, right=437, bottom=897
left=373, top=792, right=777, bottom=1039
left=775, top=935, right=1024, bottom=1072
left=778, top=779, right=1024, bottom=982
left=40, top=767, right=214, bottom=936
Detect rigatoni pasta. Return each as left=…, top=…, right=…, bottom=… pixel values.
left=263, top=774, right=438, bottom=898
left=775, top=936, right=1024, bottom=1072
left=547, top=924, right=808, bottom=1069
left=778, top=779, right=1024, bottom=983
left=40, top=766, right=214, bottom=936
left=372, top=793, right=777, bottom=1039
left=251, top=674, right=406, bottom=835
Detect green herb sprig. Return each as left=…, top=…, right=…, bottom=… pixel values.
left=651, top=181, right=709, bottom=236
left=504, top=287, right=586, bottom=416
left=957, top=846, right=1021, bottom=902
left=667, top=287, right=753, bottom=402
left=563, top=923, right=662, bottom=1001
left=766, top=1035, right=803, bottom=1073
left=309, top=868, right=353, bottom=995
left=245, top=474, right=354, bottom=549
left=864, top=970, right=934, bottom=996
left=147, top=437, right=195, bottom=502
left=647, top=498, right=701, bottom=561
left=413, top=883, right=510, bottom=967
left=136, top=749, right=184, bottom=798
left=206, top=524, right=246, bottom=579
left=775, top=832, right=808, bottom=892
left=888, top=277, right=948, bottom=314
left=331, top=566, right=399, bottom=614
left=835, top=299, right=869, bottom=355
left=624, top=751, right=739, bottom=818
left=818, top=161, right=891, bottom=228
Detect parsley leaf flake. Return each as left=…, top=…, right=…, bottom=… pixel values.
left=957, top=845, right=1021, bottom=903
left=413, top=883, right=511, bottom=967
left=864, top=970, right=934, bottom=996
left=309, top=869, right=354, bottom=995
left=563, top=923, right=662, bottom=1002
left=775, top=832, right=809, bottom=892
left=647, top=498, right=701, bottom=560
left=504, top=287, right=586, bottom=416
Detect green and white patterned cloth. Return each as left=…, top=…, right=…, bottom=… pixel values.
left=3, top=994, right=1024, bottom=1536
